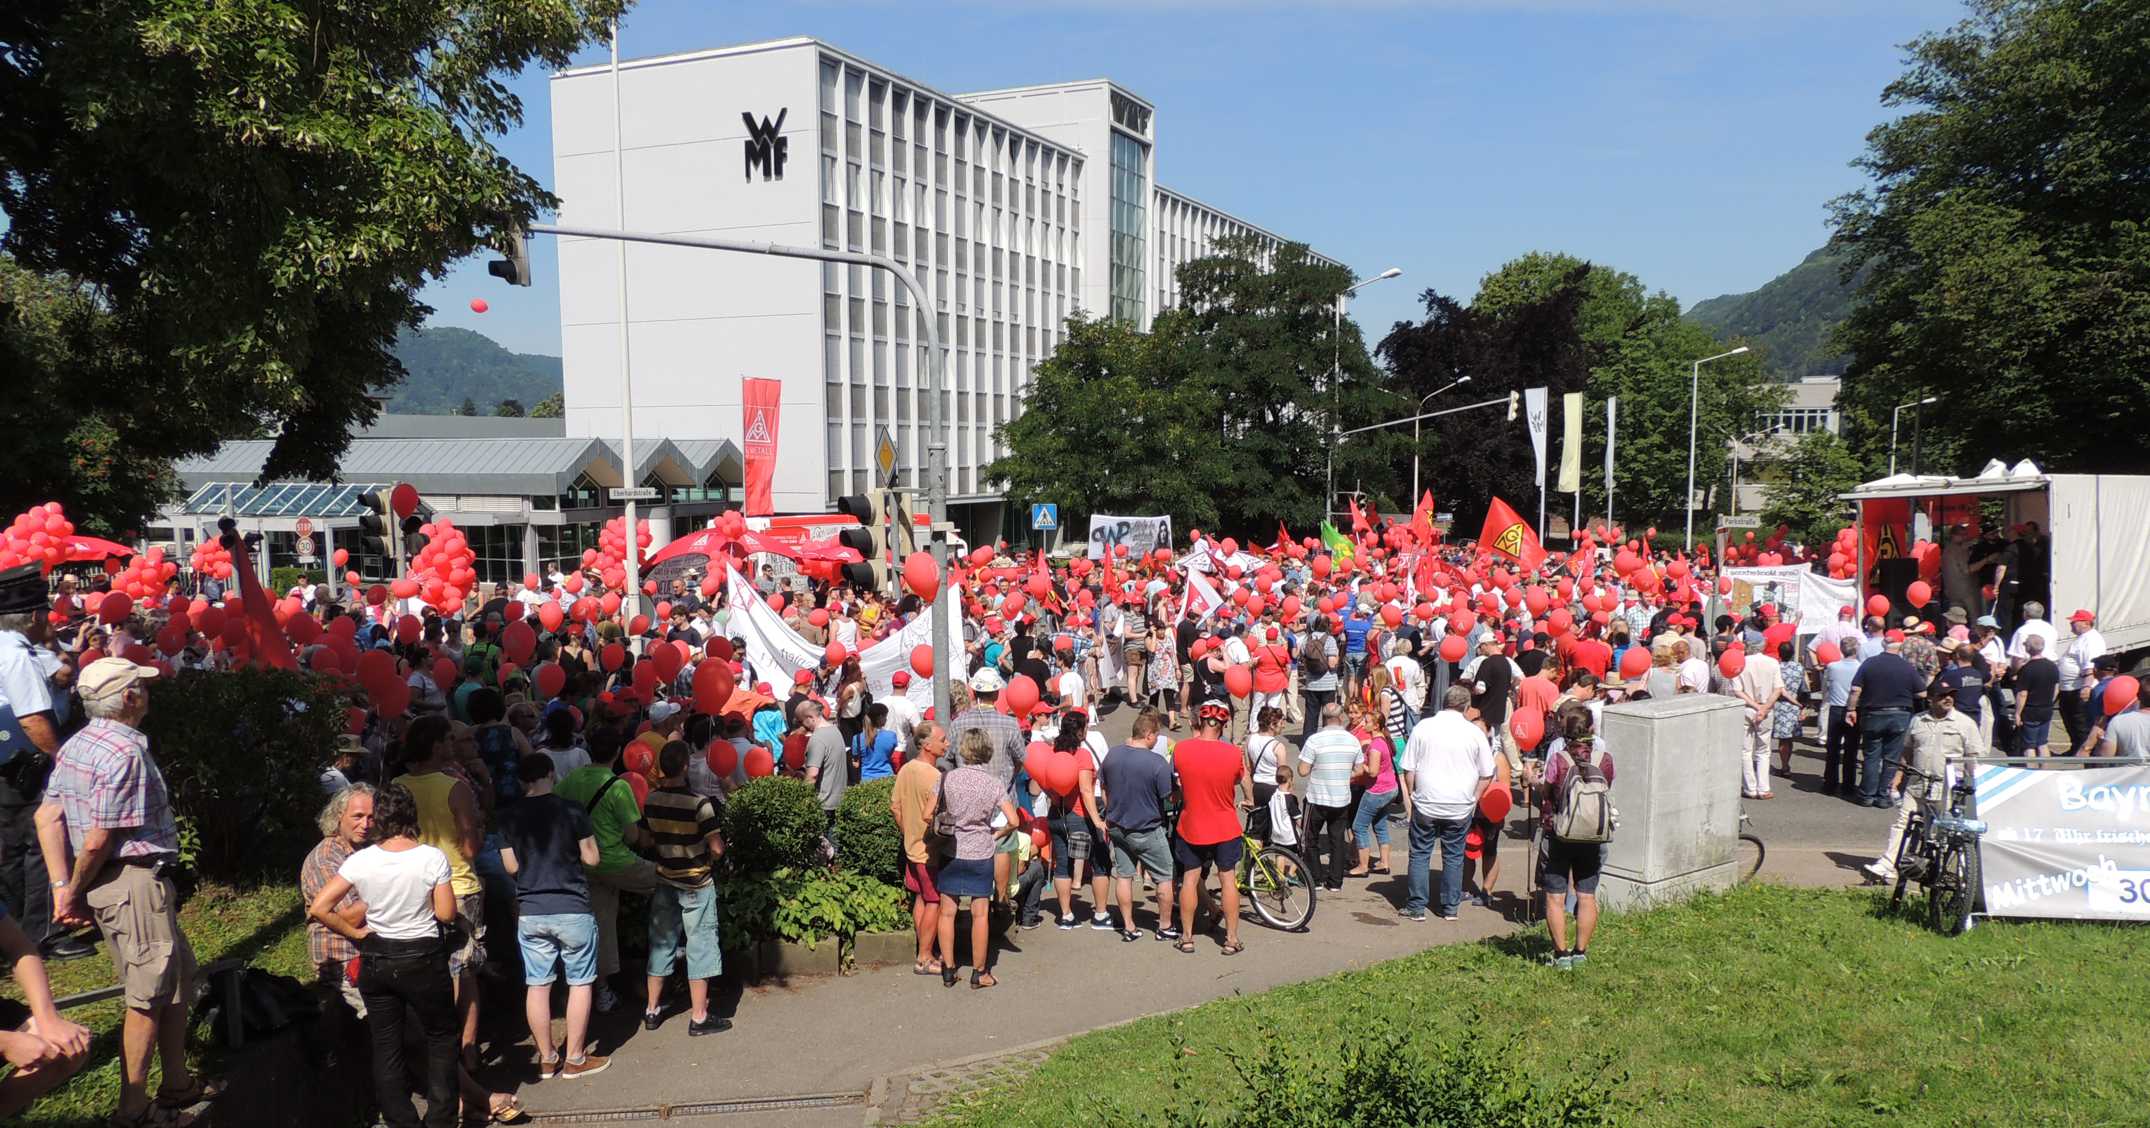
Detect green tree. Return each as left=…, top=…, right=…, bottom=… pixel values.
left=1759, top=431, right=1864, bottom=548
left=529, top=392, right=565, bottom=419
left=986, top=315, right=1228, bottom=531
left=457, top=397, right=478, bottom=417
left=0, top=0, right=623, bottom=485
left=495, top=398, right=525, bottom=417
left=0, top=258, right=179, bottom=534
left=1831, top=0, right=2150, bottom=475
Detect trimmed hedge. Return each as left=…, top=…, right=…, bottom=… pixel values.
left=721, top=776, right=826, bottom=875
left=834, top=778, right=903, bottom=885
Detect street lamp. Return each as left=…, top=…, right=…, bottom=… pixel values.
left=1326, top=267, right=1404, bottom=524
left=1889, top=395, right=1938, bottom=476
left=1412, top=376, right=1470, bottom=502
left=1684, top=345, right=1751, bottom=547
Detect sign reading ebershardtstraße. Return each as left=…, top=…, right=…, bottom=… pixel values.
left=1976, top=761, right=2150, bottom=920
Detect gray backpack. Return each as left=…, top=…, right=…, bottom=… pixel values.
left=1550, top=745, right=1613, bottom=844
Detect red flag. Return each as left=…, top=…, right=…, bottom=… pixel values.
left=741, top=377, right=782, bottom=516
left=1272, top=521, right=1291, bottom=557
left=226, top=533, right=296, bottom=670
left=1410, top=490, right=1436, bottom=545
left=1348, top=496, right=1369, bottom=535
left=1479, top=497, right=1547, bottom=572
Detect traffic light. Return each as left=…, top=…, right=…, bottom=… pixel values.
left=400, top=515, right=427, bottom=562
left=1506, top=390, right=1520, bottom=421
left=487, top=227, right=532, bottom=287
left=356, top=490, right=392, bottom=565
left=834, top=494, right=886, bottom=590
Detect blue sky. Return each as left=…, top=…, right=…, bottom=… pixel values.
left=423, top=0, right=1968, bottom=357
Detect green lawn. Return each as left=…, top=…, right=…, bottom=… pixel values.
left=5, top=882, right=310, bottom=1127
left=927, top=884, right=2150, bottom=1127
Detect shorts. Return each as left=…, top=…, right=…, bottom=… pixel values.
left=85, top=864, right=197, bottom=1010
left=646, top=881, right=722, bottom=981
left=1537, top=837, right=1605, bottom=896
left=903, top=858, right=940, bottom=904
left=1047, top=809, right=1111, bottom=879
left=2018, top=720, right=2053, bottom=751
left=1123, top=641, right=1148, bottom=665
left=516, top=912, right=598, bottom=987
left=1109, top=825, right=1174, bottom=880
left=1171, top=835, right=1245, bottom=874
left=450, top=891, right=486, bottom=979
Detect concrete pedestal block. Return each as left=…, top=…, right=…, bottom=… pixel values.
left=1594, top=693, right=1748, bottom=912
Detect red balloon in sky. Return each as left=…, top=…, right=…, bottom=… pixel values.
left=469, top=298, right=489, bottom=314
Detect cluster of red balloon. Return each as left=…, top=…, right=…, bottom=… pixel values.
left=1022, top=743, right=1080, bottom=796
left=588, top=516, right=652, bottom=596
left=189, top=537, right=236, bottom=583
left=396, top=517, right=479, bottom=616
left=108, top=547, right=178, bottom=608
left=0, top=503, right=74, bottom=572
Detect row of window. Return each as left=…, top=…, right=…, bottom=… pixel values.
left=1153, top=191, right=1290, bottom=312
left=1759, top=408, right=1838, bottom=436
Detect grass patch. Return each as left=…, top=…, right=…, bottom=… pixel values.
left=4, top=882, right=310, bottom=1127
left=927, top=884, right=2150, bottom=1126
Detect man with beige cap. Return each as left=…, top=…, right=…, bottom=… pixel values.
left=34, top=657, right=224, bottom=1125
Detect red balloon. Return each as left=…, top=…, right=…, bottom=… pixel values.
left=1004, top=674, right=1041, bottom=716
left=1511, top=708, right=1545, bottom=752
left=903, top=552, right=940, bottom=601
left=823, top=641, right=846, bottom=667
left=1906, top=581, right=1932, bottom=609
left=651, top=641, right=685, bottom=683
left=910, top=645, right=933, bottom=678
left=1866, top=594, right=1891, bottom=618
left=538, top=602, right=564, bottom=632
left=708, top=739, right=740, bottom=778
left=1619, top=646, right=1651, bottom=680
left=500, top=621, right=536, bottom=665
left=535, top=662, right=567, bottom=699
left=469, top=297, right=489, bottom=314
left=692, top=660, right=735, bottom=714
left=601, top=642, right=625, bottom=672
left=332, top=548, right=349, bottom=567
left=626, top=773, right=650, bottom=807
left=1813, top=641, right=1842, bottom=667
left=1223, top=664, right=1253, bottom=698
left=1439, top=635, right=1467, bottom=663
left=98, top=591, right=132, bottom=624
left=743, top=747, right=775, bottom=778
left=2105, top=676, right=2140, bottom=717
left=1719, top=650, right=1746, bottom=679
left=389, top=483, right=420, bottom=519
left=431, top=656, right=457, bottom=690
left=623, top=742, right=655, bottom=777
left=394, top=615, right=421, bottom=645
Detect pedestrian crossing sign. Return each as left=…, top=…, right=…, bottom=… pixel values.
left=1031, top=503, right=1059, bottom=531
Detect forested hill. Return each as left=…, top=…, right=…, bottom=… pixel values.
left=1686, top=243, right=1864, bottom=381
left=385, top=326, right=563, bottom=415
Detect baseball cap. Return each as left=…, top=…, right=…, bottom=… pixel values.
left=648, top=701, right=682, bottom=724
left=892, top=670, right=912, bottom=688
left=968, top=668, right=1006, bottom=693
left=794, top=669, right=815, bottom=685
left=79, top=656, right=158, bottom=701
left=1975, top=614, right=2000, bottom=629
left=2071, top=609, right=2096, bottom=623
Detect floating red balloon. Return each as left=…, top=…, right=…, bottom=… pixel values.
left=708, top=739, right=740, bottom=778
left=2105, top=676, right=2140, bottom=716
left=1906, top=581, right=1932, bottom=609
left=1866, top=594, right=1891, bottom=618
left=910, top=645, right=933, bottom=678
left=1719, top=650, right=1746, bottom=679
left=1439, top=635, right=1467, bottom=664
left=744, top=746, right=774, bottom=778
left=1223, top=664, right=1253, bottom=698
left=1618, top=646, right=1651, bottom=680
left=1004, top=674, right=1041, bottom=716
left=469, top=297, right=489, bottom=314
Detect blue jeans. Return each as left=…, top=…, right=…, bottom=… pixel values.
left=1405, top=811, right=1470, bottom=916
left=647, top=881, right=723, bottom=981
left=1860, top=709, right=1912, bottom=804
left=1352, top=788, right=1397, bottom=850
left=516, top=912, right=598, bottom=987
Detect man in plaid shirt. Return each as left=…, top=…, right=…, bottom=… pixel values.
left=300, top=784, right=376, bottom=1059
left=942, top=669, right=1023, bottom=785
left=34, top=658, right=223, bottom=1125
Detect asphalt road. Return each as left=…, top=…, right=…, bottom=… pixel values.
left=486, top=698, right=1888, bottom=1122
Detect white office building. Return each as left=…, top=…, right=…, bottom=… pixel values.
left=552, top=36, right=1339, bottom=538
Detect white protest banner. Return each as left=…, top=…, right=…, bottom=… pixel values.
left=724, top=565, right=821, bottom=689
left=1976, top=762, right=2150, bottom=921
left=1720, top=565, right=1858, bottom=632
left=1086, top=513, right=1173, bottom=560
left=857, top=579, right=960, bottom=710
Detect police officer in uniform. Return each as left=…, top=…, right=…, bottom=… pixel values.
left=0, top=565, right=93, bottom=961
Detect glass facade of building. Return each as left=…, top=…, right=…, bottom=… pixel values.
left=818, top=55, right=1083, bottom=505
left=1109, top=131, right=1148, bottom=326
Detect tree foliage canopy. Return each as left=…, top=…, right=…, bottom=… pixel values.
left=0, top=0, right=623, bottom=489
left=1759, top=430, right=1864, bottom=548
left=1831, top=0, right=2150, bottom=475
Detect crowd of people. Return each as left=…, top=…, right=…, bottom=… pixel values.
left=0, top=501, right=2130, bottom=1125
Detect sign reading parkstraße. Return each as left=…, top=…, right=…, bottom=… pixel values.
left=1976, top=761, right=2150, bottom=921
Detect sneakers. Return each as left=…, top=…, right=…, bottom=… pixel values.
left=1056, top=915, right=1077, bottom=930
left=1549, top=951, right=1575, bottom=970
left=642, top=1009, right=663, bottom=1032
left=534, top=1056, right=560, bottom=1082
left=1569, top=951, right=1588, bottom=968
left=1020, top=914, right=1046, bottom=930
left=688, top=1014, right=733, bottom=1037
left=1154, top=926, right=1183, bottom=942
left=1400, top=907, right=1428, bottom=922
left=595, top=984, right=621, bottom=1014
left=42, top=935, right=96, bottom=962
left=1089, top=912, right=1115, bottom=931
left=1863, top=859, right=1897, bottom=881
left=560, top=1054, right=611, bottom=1080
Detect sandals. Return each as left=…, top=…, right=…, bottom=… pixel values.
left=912, top=960, right=944, bottom=976
left=1174, top=939, right=1197, bottom=954
left=479, top=1095, right=529, bottom=1126
left=942, top=965, right=959, bottom=988
left=1220, top=940, right=1245, bottom=957
left=970, top=971, right=998, bottom=990
left=153, top=1076, right=228, bottom=1110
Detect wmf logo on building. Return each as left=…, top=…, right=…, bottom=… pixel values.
left=743, top=109, right=787, bottom=182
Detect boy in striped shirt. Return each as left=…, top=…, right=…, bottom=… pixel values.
left=640, top=742, right=731, bottom=1036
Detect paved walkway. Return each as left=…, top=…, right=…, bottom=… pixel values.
left=489, top=716, right=1888, bottom=1124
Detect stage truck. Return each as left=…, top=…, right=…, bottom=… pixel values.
left=1842, top=462, right=2150, bottom=665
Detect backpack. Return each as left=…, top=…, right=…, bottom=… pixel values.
left=1550, top=745, right=1614, bottom=844
left=1299, top=634, right=1332, bottom=680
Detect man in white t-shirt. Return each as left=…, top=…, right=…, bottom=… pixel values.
left=1397, top=685, right=1494, bottom=922
left=2007, top=601, right=2059, bottom=665
left=1384, top=638, right=1426, bottom=713
left=1676, top=638, right=1712, bottom=695
left=2055, top=608, right=2106, bottom=753
left=511, top=581, right=548, bottom=617
left=881, top=671, right=921, bottom=753
left=1054, top=654, right=1090, bottom=722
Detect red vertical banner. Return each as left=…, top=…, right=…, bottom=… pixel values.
left=1861, top=498, right=1911, bottom=585
left=741, top=377, right=782, bottom=516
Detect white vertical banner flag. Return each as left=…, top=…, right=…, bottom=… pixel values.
left=857, top=578, right=959, bottom=710
left=1604, top=396, right=1619, bottom=528
left=724, top=565, right=820, bottom=688
left=1524, top=387, right=1549, bottom=487
left=1557, top=391, right=1584, bottom=494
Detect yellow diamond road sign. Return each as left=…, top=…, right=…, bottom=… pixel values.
left=875, top=426, right=897, bottom=485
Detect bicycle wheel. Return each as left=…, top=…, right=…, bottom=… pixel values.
left=1927, top=839, right=1980, bottom=936
left=1888, top=821, right=1925, bottom=914
left=1736, top=833, right=1765, bottom=883
left=1245, top=844, right=1316, bottom=931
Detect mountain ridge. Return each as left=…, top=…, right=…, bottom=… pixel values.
left=1685, top=242, right=1863, bottom=381
left=385, top=326, right=563, bottom=414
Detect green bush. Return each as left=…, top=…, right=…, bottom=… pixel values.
left=1098, top=1022, right=1621, bottom=1128
left=718, top=867, right=909, bottom=952
left=721, top=776, right=826, bottom=876
left=141, top=667, right=350, bottom=882
left=834, top=778, right=904, bottom=885
left=268, top=566, right=325, bottom=594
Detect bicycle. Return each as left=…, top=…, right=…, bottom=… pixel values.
left=1887, top=768, right=1984, bottom=935
left=1238, top=830, right=1316, bottom=932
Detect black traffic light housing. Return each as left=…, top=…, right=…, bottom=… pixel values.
left=356, top=490, right=391, bottom=558
left=487, top=228, right=532, bottom=287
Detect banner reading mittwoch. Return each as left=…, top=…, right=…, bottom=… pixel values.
left=1086, top=514, right=1172, bottom=560
left=1975, top=761, right=2150, bottom=921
